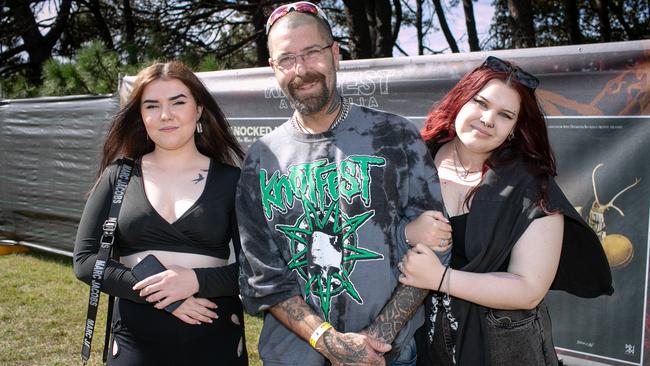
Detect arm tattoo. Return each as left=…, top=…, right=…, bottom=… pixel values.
left=273, top=297, right=382, bottom=364
left=275, top=297, right=315, bottom=327
left=366, top=284, right=429, bottom=343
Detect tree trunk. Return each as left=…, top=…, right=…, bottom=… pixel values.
left=594, top=0, right=611, bottom=42
left=462, top=0, right=480, bottom=51
left=609, top=2, right=641, bottom=40
left=432, top=0, right=460, bottom=52
left=249, top=0, right=268, bottom=66
left=122, top=0, right=137, bottom=64
left=507, top=0, right=535, bottom=48
left=564, top=0, right=582, bottom=44
left=416, top=0, right=424, bottom=55
left=342, top=0, right=372, bottom=59
left=7, top=0, right=72, bottom=84
left=609, top=0, right=634, bottom=39
left=391, top=0, right=402, bottom=45
left=373, top=0, right=393, bottom=57
left=85, top=0, right=115, bottom=50
left=363, top=0, right=377, bottom=55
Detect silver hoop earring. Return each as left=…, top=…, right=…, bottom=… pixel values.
left=508, top=131, right=515, bottom=141
left=196, top=122, right=203, bottom=134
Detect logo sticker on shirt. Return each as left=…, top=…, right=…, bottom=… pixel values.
left=260, top=156, right=386, bottom=320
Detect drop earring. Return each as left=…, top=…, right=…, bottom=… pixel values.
left=508, top=131, right=515, bottom=141
left=196, top=122, right=203, bottom=134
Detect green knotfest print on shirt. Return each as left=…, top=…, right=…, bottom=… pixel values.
left=260, top=155, right=386, bottom=320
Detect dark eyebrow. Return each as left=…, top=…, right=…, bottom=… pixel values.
left=169, top=94, right=187, bottom=101
left=276, top=44, right=322, bottom=57
left=142, top=94, right=187, bottom=105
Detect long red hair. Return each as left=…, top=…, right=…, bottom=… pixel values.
left=421, top=61, right=557, bottom=209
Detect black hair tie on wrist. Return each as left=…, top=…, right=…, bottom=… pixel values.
left=437, top=264, right=450, bottom=292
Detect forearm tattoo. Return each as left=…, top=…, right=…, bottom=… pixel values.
left=274, top=297, right=383, bottom=364
left=366, top=284, right=429, bottom=343
left=274, top=297, right=315, bottom=327
left=322, top=331, right=373, bottom=365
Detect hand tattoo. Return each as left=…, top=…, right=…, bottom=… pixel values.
left=322, top=331, right=372, bottom=364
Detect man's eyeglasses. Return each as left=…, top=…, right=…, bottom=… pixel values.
left=271, top=43, right=333, bottom=70
left=482, top=56, right=540, bottom=91
left=266, top=1, right=331, bottom=35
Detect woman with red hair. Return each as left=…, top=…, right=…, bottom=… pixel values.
left=398, top=56, right=613, bottom=365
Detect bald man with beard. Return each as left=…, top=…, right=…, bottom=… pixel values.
left=236, top=3, right=445, bottom=365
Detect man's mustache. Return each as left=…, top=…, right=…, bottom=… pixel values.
left=289, top=71, right=326, bottom=89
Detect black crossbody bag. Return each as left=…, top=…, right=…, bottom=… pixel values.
left=81, top=158, right=134, bottom=365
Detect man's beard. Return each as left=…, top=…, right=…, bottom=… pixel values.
left=285, top=70, right=330, bottom=115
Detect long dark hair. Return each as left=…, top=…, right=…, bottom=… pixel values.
left=421, top=60, right=557, bottom=210
left=99, top=61, right=244, bottom=174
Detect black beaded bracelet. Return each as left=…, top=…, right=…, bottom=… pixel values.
left=437, top=264, right=450, bottom=292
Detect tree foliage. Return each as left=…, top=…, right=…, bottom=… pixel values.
left=488, top=0, right=649, bottom=49
left=0, top=0, right=648, bottom=98
left=40, top=40, right=121, bottom=95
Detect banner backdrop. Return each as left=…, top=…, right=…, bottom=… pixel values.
left=0, top=95, right=116, bottom=250
left=0, top=40, right=648, bottom=364
left=546, top=116, right=648, bottom=365
left=124, top=39, right=650, bottom=365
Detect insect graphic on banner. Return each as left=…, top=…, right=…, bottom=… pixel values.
left=578, top=163, right=641, bottom=268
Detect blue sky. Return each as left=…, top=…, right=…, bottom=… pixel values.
left=397, top=0, right=496, bottom=55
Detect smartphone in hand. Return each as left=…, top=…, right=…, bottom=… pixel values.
left=131, top=254, right=183, bottom=313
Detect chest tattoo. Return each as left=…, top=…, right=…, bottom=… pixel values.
left=192, top=169, right=209, bottom=184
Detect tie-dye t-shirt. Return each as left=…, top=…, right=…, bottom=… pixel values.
left=236, top=104, right=442, bottom=365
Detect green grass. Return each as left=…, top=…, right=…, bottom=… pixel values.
left=0, top=250, right=262, bottom=366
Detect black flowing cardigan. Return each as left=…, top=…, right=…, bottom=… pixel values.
left=424, top=145, right=613, bottom=365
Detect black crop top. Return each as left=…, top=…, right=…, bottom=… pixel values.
left=117, top=159, right=234, bottom=258
left=73, top=159, right=242, bottom=303
left=450, top=213, right=509, bottom=272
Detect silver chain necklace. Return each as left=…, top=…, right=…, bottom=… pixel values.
left=291, top=98, right=350, bottom=134
left=453, top=141, right=482, bottom=180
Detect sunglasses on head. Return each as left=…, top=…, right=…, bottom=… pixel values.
left=482, top=56, right=540, bottom=91
left=266, top=1, right=331, bottom=35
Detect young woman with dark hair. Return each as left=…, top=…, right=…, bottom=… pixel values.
left=399, top=57, right=612, bottom=365
left=74, top=61, right=248, bottom=365
left=99, top=61, right=243, bottom=172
